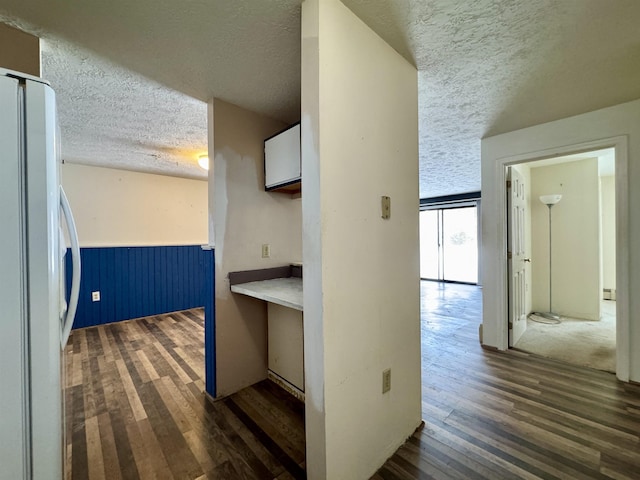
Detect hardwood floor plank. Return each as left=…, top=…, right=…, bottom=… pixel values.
left=108, top=409, right=140, bottom=479
left=136, top=380, right=203, bottom=479
left=96, top=411, right=122, bottom=480
left=204, top=398, right=277, bottom=479
left=135, top=418, right=175, bottom=480
left=125, top=417, right=172, bottom=480
left=441, top=409, right=609, bottom=479
left=67, top=282, right=640, bottom=480
left=153, top=376, right=194, bottom=434
left=209, top=460, right=242, bottom=478
left=417, top=421, right=537, bottom=480
left=114, top=358, right=147, bottom=422
left=155, top=376, right=235, bottom=469
left=374, top=281, right=640, bottom=479
left=232, top=387, right=305, bottom=462
left=395, top=440, right=475, bottom=480
left=183, top=429, right=219, bottom=476
left=599, top=455, right=640, bottom=480
left=216, top=401, right=289, bottom=476
left=97, top=324, right=115, bottom=363
left=174, top=346, right=205, bottom=380
left=510, top=408, right=640, bottom=459
left=84, top=416, right=106, bottom=480
left=70, top=384, right=89, bottom=480
left=225, top=398, right=306, bottom=479
left=135, top=348, right=161, bottom=382
left=152, top=339, right=195, bottom=385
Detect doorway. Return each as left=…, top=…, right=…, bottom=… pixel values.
left=506, top=149, right=617, bottom=372
left=420, top=203, right=479, bottom=284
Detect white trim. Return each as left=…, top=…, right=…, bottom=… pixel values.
left=614, top=139, right=629, bottom=382
left=482, top=135, right=629, bottom=381
left=476, top=198, right=483, bottom=287
left=420, top=199, right=478, bottom=210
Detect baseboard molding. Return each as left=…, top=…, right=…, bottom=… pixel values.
left=268, top=370, right=305, bottom=402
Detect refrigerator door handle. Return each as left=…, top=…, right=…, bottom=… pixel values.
left=60, top=185, right=81, bottom=348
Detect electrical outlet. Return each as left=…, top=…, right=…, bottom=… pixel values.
left=92, top=291, right=101, bottom=302
left=262, top=244, right=271, bottom=258
left=382, top=368, right=391, bottom=394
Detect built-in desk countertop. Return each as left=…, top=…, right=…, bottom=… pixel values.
left=230, top=277, right=303, bottom=311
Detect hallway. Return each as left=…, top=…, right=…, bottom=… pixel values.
left=375, top=281, right=640, bottom=479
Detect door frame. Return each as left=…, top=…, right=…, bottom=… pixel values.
left=482, top=135, right=629, bottom=381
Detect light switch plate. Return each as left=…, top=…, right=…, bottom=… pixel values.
left=382, top=368, right=391, bottom=393
left=381, top=196, right=391, bottom=219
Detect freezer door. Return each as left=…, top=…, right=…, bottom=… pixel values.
left=0, top=75, right=30, bottom=478
left=25, top=78, right=64, bottom=480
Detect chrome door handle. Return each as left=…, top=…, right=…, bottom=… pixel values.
left=524, top=258, right=531, bottom=263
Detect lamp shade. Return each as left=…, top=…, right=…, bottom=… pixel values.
left=539, top=194, right=562, bottom=205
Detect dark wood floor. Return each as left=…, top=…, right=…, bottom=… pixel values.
left=373, top=281, right=640, bottom=480
left=64, top=309, right=305, bottom=480
left=66, top=282, right=640, bottom=479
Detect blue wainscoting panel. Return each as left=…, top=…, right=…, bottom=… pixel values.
left=202, top=247, right=216, bottom=397
left=67, top=245, right=208, bottom=329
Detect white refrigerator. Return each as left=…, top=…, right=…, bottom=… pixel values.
left=0, top=68, right=81, bottom=479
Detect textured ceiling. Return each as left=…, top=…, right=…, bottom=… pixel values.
left=344, top=0, right=640, bottom=196
left=42, top=37, right=208, bottom=178
left=1, top=0, right=640, bottom=197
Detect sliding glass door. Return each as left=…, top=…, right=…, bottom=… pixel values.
left=419, top=205, right=478, bottom=284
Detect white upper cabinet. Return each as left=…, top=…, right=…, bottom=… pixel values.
left=264, top=123, right=301, bottom=193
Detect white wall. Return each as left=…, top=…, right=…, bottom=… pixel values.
left=481, top=98, right=638, bottom=382
left=61, top=163, right=208, bottom=247
left=302, top=0, right=421, bottom=478
left=530, top=159, right=600, bottom=320
left=211, top=98, right=302, bottom=397
left=601, top=175, right=616, bottom=292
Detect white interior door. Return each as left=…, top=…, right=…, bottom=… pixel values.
left=508, top=167, right=528, bottom=346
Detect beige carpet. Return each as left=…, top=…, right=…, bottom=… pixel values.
left=514, top=301, right=616, bottom=372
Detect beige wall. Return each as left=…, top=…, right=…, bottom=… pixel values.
left=211, top=98, right=302, bottom=397
left=601, top=175, right=616, bottom=291
left=0, top=23, right=40, bottom=77
left=61, top=163, right=207, bottom=247
left=530, top=159, right=600, bottom=320
left=302, top=0, right=421, bottom=477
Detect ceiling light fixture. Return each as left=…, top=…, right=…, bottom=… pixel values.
left=198, top=154, right=209, bottom=170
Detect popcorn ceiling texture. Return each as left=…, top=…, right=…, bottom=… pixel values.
left=2, top=0, right=640, bottom=196
left=42, top=37, right=208, bottom=179
left=345, top=0, right=640, bottom=197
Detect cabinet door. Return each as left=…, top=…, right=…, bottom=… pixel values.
left=265, top=124, right=300, bottom=189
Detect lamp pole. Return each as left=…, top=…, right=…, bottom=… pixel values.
left=547, top=203, right=554, bottom=315
left=533, top=194, right=562, bottom=323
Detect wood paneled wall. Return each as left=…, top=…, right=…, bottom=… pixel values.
left=67, top=245, right=208, bottom=329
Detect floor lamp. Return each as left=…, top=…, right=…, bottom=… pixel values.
left=534, top=194, right=562, bottom=323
